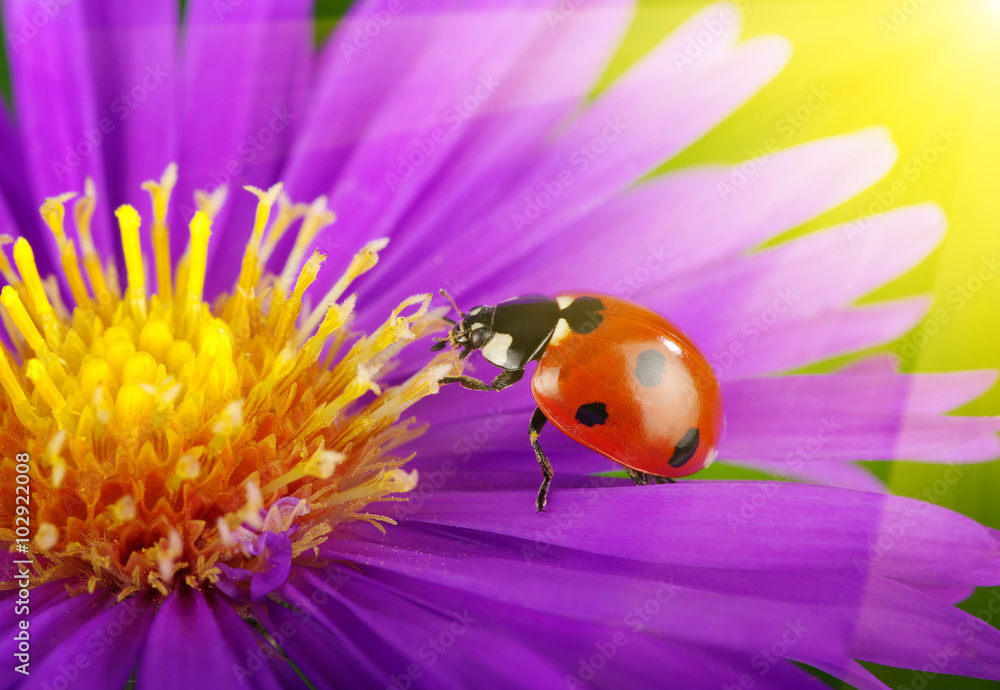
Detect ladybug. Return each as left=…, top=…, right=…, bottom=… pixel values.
left=432, top=291, right=723, bottom=510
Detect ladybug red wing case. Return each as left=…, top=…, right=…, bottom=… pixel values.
left=531, top=293, right=723, bottom=477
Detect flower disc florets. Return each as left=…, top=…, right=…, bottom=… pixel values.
left=0, top=165, right=456, bottom=600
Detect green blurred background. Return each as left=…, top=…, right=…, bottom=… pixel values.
left=3, top=0, right=999, bottom=686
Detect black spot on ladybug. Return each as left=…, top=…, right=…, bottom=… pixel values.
left=668, top=428, right=700, bottom=468
left=562, top=296, right=605, bottom=334
left=575, top=402, right=609, bottom=427
left=634, top=349, right=666, bottom=387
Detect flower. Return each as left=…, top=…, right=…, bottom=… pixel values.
left=1, top=2, right=1000, bottom=690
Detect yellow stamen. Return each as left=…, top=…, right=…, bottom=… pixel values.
left=0, top=347, right=27, bottom=406
left=259, top=192, right=309, bottom=268
left=261, top=442, right=346, bottom=496
left=300, top=237, right=388, bottom=339
left=237, top=183, right=283, bottom=298
left=141, top=163, right=178, bottom=302
left=115, top=205, right=147, bottom=320
left=279, top=196, right=336, bottom=290
left=73, top=179, right=114, bottom=316
left=26, top=358, right=66, bottom=420
left=41, top=194, right=93, bottom=310
left=272, top=250, right=323, bottom=348
left=0, top=285, right=65, bottom=379
left=195, top=186, right=228, bottom=222
left=0, top=235, right=19, bottom=286
left=39, top=193, right=77, bottom=247
left=184, top=212, right=211, bottom=321
left=12, top=238, right=60, bottom=348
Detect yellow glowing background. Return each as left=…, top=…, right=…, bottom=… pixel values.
left=608, top=2, right=1000, bottom=686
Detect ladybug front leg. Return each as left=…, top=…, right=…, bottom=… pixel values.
left=529, top=407, right=553, bottom=512
left=439, top=369, right=524, bottom=392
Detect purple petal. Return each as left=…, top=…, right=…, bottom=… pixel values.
left=27, top=595, right=156, bottom=690
left=639, top=205, right=944, bottom=368
left=717, top=298, right=929, bottom=378
left=1, top=0, right=113, bottom=259
left=721, top=374, right=1000, bottom=463
left=257, top=577, right=388, bottom=689
left=346, top=18, right=793, bottom=323
left=0, top=588, right=115, bottom=686
left=175, top=0, right=313, bottom=295
left=392, top=483, right=1000, bottom=587
left=326, top=0, right=635, bottom=295
left=287, top=1, right=581, bottom=288
left=851, top=578, right=1000, bottom=679
left=249, top=530, right=293, bottom=601
left=479, top=128, right=900, bottom=303
left=277, top=565, right=616, bottom=690
left=82, top=1, right=179, bottom=259
left=725, top=458, right=889, bottom=493
left=136, top=589, right=297, bottom=689
left=0, top=104, right=47, bottom=266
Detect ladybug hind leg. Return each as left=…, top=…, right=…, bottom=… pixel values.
left=626, top=468, right=676, bottom=486
left=529, top=407, right=553, bottom=512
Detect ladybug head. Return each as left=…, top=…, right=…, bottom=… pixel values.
left=431, top=290, right=495, bottom=359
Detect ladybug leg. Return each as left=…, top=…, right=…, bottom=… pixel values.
left=626, top=470, right=676, bottom=486
left=440, top=369, right=524, bottom=392
left=529, top=407, right=553, bottom=512
left=625, top=468, right=651, bottom=486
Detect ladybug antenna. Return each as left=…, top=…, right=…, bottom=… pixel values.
left=439, top=289, right=466, bottom=318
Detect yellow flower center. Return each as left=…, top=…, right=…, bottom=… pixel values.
left=0, top=165, right=457, bottom=600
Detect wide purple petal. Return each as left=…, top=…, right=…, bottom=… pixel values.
left=1, top=0, right=113, bottom=260
left=25, top=595, right=156, bottom=690
left=392, top=483, right=1000, bottom=586
left=136, top=589, right=300, bottom=689
left=176, top=0, right=313, bottom=296
left=82, top=0, right=179, bottom=260
left=722, top=374, right=1000, bottom=464
left=475, top=128, right=898, bottom=305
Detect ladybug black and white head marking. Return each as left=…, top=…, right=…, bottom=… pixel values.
left=432, top=290, right=563, bottom=371
left=430, top=291, right=496, bottom=360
